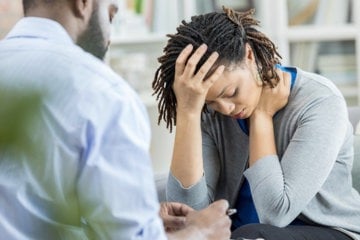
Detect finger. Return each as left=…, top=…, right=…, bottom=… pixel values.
left=175, top=44, right=193, bottom=77
left=162, top=215, right=186, bottom=229
left=159, top=203, right=170, bottom=219
left=182, top=44, right=208, bottom=78
left=195, top=51, right=220, bottom=81
left=168, top=202, right=194, bottom=216
left=284, top=72, right=291, bottom=89
left=203, top=64, right=225, bottom=89
left=211, top=199, right=229, bottom=214
left=276, top=68, right=289, bottom=88
left=177, top=203, right=194, bottom=216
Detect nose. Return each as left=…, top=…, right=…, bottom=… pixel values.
left=217, top=100, right=235, bottom=116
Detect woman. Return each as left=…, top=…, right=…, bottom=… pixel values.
left=152, top=6, right=360, bottom=240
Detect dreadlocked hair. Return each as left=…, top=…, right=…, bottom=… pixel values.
left=152, top=6, right=282, bottom=132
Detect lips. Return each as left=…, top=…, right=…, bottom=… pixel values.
left=233, top=109, right=245, bottom=119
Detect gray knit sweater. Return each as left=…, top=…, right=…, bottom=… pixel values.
left=167, top=68, right=360, bottom=239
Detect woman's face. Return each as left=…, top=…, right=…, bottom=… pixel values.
left=205, top=63, right=262, bottom=119
left=205, top=43, right=262, bottom=119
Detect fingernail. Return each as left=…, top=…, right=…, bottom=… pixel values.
left=211, top=51, right=219, bottom=58
left=200, top=43, right=208, bottom=50
left=218, top=65, right=225, bottom=72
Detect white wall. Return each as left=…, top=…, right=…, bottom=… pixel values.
left=147, top=105, right=174, bottom=174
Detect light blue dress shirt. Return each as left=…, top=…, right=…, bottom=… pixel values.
left=0, top=17, right=167, bottom=239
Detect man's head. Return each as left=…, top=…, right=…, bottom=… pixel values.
left=77, top=0, right=118, bottom=59
left=22, top=0, right=118, bottom=60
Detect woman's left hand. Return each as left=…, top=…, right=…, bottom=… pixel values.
left=248, top=69, right=291, bottom=166
left=254, top=69, right=291, bottom=118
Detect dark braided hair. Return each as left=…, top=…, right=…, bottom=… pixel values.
left=152, top=6, right=281, bottom=132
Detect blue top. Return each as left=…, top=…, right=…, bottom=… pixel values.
left=0, top=17, right=166, bottom=239
left=233, top=65, right=302, bottom=228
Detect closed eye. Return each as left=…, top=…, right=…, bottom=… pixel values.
left=229, top=88, right=238, bottom=98
left=206, top=88, right=238, bottom=105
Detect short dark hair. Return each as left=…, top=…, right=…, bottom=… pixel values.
left=22, top=0, right=55, bottom=14
left=22, top=0, right=35, bottom=14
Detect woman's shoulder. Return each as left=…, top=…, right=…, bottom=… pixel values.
left=294, top=68, right=344, bottom=99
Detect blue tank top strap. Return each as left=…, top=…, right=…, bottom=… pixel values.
left=275, top=64, right=297, bottom=90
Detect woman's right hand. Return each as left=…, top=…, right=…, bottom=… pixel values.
left=173, top=44, right=225, bottom=116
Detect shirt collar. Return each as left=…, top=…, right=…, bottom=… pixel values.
left=5, top=17, right=74, bottom=46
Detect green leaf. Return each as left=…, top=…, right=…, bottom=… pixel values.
left=0, top=89, right=43, bottom=155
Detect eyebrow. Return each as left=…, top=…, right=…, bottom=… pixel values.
left=206, top=86, right=228, bottom=104
left=216, top=88, right=226, bottom=98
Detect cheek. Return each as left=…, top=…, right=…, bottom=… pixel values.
left=236, top=82, right=262, bottom=106
left=104, top=27, right=111, bottom=44
left=103, top=25, right=111, bottom=42
left=248, top=88, right=262, bottom=111
left=99, top=10, right=111, bottom=39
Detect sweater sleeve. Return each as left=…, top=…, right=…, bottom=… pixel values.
left=244, top=95, right=348, bottom=227
left=166, top=120, right=221, bottom=210
left=167, top=173, right=209, bottom=210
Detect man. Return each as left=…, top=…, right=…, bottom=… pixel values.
left=0, top=0, right=231, bottom=239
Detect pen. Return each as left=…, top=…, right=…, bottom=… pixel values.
left=226, top=208, right=237, bottom=216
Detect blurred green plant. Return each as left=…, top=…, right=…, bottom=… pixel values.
left=0, top=88, right=43, bottom=154
left=134, top=0, right=143, bottom=14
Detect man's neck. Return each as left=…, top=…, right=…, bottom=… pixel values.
left=25, top=5, right=79, bottom=43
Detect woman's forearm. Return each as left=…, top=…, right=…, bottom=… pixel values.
left=249, top=111, right=277, bottom=166
left=170, top=110, right=204, bottom=188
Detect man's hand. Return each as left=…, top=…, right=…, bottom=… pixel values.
left=159, top=202, right=194, bottom=232
left=185, top=199, right=232, bottom=240
left=164, top=200, right=232, bottom=240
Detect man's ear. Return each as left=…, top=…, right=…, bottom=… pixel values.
left=72, top=0, right=93, bottom=19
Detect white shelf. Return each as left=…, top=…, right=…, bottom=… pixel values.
left=263, top=0, right=360, bottom=106
left=111, top=34, right=167, bottom=45
left=108, top=34, right=165, bottom=108
left=287, top=24, right=358, bottom=42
